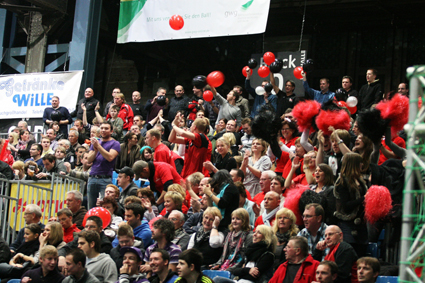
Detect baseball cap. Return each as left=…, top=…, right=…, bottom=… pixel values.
left=117, top=166, right=134, bottom=178
left=120, top=246, right=143, bottom=261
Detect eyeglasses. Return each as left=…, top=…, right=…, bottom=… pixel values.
left=325, top=232, right=340, bottom=237
left=302, top=214, right=316, bottom=219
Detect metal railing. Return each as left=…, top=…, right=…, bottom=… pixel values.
left=0, top=173, right=85, bottom=245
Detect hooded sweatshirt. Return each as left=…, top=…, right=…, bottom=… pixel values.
left=86, top=253, right=118, bottom=283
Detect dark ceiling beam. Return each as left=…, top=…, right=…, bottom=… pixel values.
left=25, top=0, right=67, bottom=14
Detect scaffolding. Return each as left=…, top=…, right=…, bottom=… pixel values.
left=399, top=65, right=425, bottom=283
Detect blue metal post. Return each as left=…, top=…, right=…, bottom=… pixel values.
left=68, top=0, right=103, bottom=99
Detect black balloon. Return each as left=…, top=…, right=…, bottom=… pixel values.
left=157, top=95, right=166, bottom=106
left=269, top=61, right=282, bottom=73
left=264, top=83, right=273, bottom=93
left=276, top=59, right=284, bottom=69
left=50, top=110, right=62, bottom=122
left=192, top=75, right=207, bottom=89
left=334, top=88, right=348, bottom=102
left=302, top=58, right=314, bottom=73
left=247, top=58, right=258, bottom=69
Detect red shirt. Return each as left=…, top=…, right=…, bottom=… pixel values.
left=253, top=191, right=265, bottom=206
left=275, top=137, right=298, bottom=173
left=292, top=173, right=308, bottom=186
left=106, top=103, right=134, bottom=130
left=160, top=204, right=189, bottom=216
left=282, top=158, right=304, bottom=180
left=378, top=136, right=406, bottom=165
left=153, top=162, right=183, bottom=193
left=202, top=137, right=213, bottom=178
left=181, top=133, right=210, bottom=178
left=154, top=143, right=176, bottom=169
left=63, top=223, right=80, bottom=243
left=254, top=214, right=276, bottom=228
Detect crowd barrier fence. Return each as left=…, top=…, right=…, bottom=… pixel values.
left=0, top=173, right=85, bottom=244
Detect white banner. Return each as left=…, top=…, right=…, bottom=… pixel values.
left=117, top=0, right=271, bottom=43
left=0, top=71, right=83, bottom=119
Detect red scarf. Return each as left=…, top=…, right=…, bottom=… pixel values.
left=325, top=242, right=358, bottom=283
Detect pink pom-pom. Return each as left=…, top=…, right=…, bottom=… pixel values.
left=316, top=110, right=351, bottom=136
left=148, top=216, right=163, bottom=230
left=376, top=94, right=409, bottom=136
left=283, top=185, right=309, bottom=226
left=292, top=101, right=321, bottom=132
left=364, top=185, right=392, bottom=224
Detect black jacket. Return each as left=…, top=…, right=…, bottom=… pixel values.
left=358, top=80, right=382, bottom=111
left=71, top=97, right=101, bottom=124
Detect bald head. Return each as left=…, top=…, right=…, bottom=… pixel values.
left=175, top=85, right=184, bottom=97
left=324, top=225, right=343, bottom=248
left=264, top=191, right=280, bottom=212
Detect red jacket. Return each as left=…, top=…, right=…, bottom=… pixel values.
left=106, top=103, right=134, bottom=130
left=269, top=254, right=320, bottom=283
left=63, top=223, right=81, bottom=243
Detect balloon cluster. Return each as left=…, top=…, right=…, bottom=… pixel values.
left=293, top=59, right=314, bottom=79
left=191, top=71, right=225, bottom=102
left=243, top=52, right=285, bottom=79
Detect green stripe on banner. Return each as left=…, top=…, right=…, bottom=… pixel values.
left=118, top=0, right=147, bottom=35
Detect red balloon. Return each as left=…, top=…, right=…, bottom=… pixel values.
left=203, top=90, right=214, bottom=102
left=82, top=207, right=111, bottom=230
left=337, top=101, right=347, bottom=108
left=293, top=66, right=304, bottom=80
left=169, top=15, right=184, bottom=30
left=257, top=66, right=270, bottom=78
left=242, top=66, right=252, bottom=77
left=347, top=105, right=357, bottom=114
left=206, top=71, right=225, bottom=87
left=263, top=52, right=276, bottom=65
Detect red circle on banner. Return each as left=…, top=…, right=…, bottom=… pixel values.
left=169, top=15, right=184, bottom=30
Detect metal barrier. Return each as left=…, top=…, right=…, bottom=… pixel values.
left=0, top=173, right=85, bottom=245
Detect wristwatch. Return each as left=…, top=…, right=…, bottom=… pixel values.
left=212, top=226, right=218, bottom=229
left=338, top=140, right=343, bottom=144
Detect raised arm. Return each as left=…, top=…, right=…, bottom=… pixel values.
left=270, top=72, right=280, bottom=94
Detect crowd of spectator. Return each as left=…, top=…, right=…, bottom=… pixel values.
left=0, top=67, right=408, bottom=283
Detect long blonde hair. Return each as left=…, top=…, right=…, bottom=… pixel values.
left=272, top=208, right=299, bottom=236
left=255, top=225, right=278, bottom=252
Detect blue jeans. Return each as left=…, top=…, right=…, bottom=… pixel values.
left=87, top=177, right=111, bottom=210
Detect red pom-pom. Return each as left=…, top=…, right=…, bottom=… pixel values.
left=316, top=110, right=351, bottom=136
left=376, top=94, right=409, bottom=136
left=364, top=185, right=392, bottom=224
left=283, top=185, right=309, bottom=226
left=292, top=101, right=321, bottom=132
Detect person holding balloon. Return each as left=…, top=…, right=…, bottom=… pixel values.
left=269, top=71, right=298, bottom=119
left=209, top=86, right=242, bottom=128
left=302, top=72, right=335, bottom=105
left=245, top=68, right=277, bottom=118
